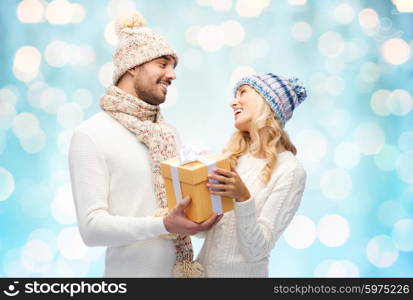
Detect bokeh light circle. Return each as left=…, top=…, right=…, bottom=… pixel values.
left=283, top=215, right=317, bottom=249
left=366, top=235, right=399, bottom=268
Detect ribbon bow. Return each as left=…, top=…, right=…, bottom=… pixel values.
left=178, top=145, right=211, bottom=165
left=171, top=145, right=223, bottom=215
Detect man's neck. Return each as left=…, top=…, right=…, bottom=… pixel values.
left=113, top=83, right=159, bottom=123
left=116, top=81, right=138, bottom=99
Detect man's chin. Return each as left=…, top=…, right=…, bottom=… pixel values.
left=142, top=95, right=165, bottom=105
left=158, top=95, right=166, bottom=104
left=158, top=92, right=167, bottom=103
left=148, top=92, right=166, bottom=105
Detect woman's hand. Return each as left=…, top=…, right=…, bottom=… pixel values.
left=206, top=166, right=251, bottom=202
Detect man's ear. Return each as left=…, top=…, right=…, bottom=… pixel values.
left=126, top=67, right=137, bottom=77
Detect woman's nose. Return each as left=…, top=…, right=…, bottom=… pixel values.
left=230, top=97, right=238, bottom=108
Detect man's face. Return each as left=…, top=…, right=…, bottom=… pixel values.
left=130, top=55, right=177, bottom=105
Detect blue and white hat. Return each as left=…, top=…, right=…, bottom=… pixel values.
left=233, top=73, right=307, bottom=124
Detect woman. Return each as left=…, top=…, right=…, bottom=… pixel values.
left=196, top=72, right=308, bottom=277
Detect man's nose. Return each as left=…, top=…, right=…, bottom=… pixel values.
left=166, top=68, right=176, bottom=81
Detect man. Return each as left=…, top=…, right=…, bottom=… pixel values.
left=68, top=11, right=221, bottom=278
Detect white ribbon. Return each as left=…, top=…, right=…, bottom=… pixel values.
left=198, top=156, right=223, bottom=215
left=178, top=145, right=210, bottom=165
left=170, top=146, right=223, bottom=214
left=170, top=160, right=183, bottom=204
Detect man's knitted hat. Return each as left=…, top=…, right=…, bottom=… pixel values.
left=233, top=73, right=307, bottom=124
left=112, top=11, right=178, bottom=85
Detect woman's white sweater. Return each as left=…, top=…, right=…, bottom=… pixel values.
left=197, top=151, right=306, bottom=277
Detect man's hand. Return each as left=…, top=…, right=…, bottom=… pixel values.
left=163, top=196, right=223, bottom=235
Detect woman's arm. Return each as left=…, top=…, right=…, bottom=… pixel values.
left=234, top=167, right=306, bottom=262
left=207, top=165, right=306, bottom=262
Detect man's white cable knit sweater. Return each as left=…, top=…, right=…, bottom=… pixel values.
left=69, top=112, right=175, bottom=277
left=197, top=151, right=306, bottom=277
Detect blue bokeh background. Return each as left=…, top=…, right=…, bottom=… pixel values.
left=1, top=0, right=412, bottom=277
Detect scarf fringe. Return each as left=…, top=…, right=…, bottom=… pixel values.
left=173, top=261, right=206, bottom=278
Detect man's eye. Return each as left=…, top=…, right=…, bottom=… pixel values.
left=240, top=90, right=246, bottom=94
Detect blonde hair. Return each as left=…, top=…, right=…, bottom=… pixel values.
left=223, top=95, right=297, bottom=186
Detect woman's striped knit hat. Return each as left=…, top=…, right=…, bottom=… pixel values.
left=233, top=73, right=307, bottom=124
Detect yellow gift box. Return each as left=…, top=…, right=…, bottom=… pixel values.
left=160, top=154, right=234, bottom=223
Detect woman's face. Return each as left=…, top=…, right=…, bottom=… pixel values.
left=230, top=84, right=263, bottom=132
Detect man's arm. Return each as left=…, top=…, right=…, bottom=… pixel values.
left=69, top=130, right=221, bottom=247
left=69, top=130, right=170, bottom=247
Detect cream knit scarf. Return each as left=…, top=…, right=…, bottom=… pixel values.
left=100, top=85, right=205, bottom=277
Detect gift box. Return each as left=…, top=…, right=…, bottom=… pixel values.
left=160, top=154, right=234, bottom=223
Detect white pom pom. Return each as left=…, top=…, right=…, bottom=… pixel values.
left=115, top=11, right=146, bottom=36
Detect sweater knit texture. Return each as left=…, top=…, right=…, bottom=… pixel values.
left=69, top=111, right=176, bottom=277
left=99, top=85, right=203, bottom=277
left=197, top=151, right=306, bottom=277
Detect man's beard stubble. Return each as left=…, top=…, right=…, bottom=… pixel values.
left=133, top=80, right=165, bottom=106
